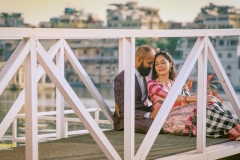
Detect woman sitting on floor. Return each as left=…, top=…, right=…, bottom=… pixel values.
left=147, top=51, right=240, bottom=140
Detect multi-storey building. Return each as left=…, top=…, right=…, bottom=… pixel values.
left=0, top=12, right=25, bottom=27
left=39, top=7, right=103, bottom=28
left=106, top=2, right=162, bottom=29
left=65, top=39, right=119, bottom=87
left=194, top=3, right=240, bottom=29
left=176, top=36, right=240, bottom=89
left=176, top=3, right=240, bottom=89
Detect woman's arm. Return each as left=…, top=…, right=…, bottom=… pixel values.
left=185, top=95, right=213, bottom=104
left=148, top=80, right=188, bottom=104
left=147, top=80, right=168, bottom=98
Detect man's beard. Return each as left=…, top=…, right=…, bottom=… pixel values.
left=138, top=62, right=151, bottom=77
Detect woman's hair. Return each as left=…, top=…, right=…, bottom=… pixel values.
left=151, top=51, right=176, bottom=80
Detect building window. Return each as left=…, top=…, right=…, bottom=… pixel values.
left=230, top=40, right=238, bottom=46
left=96, top=49, right=99, bottom=55
left=5, top=43, right=12, bottom=49
left=227, top=53, right=232, bottom=58
left=84, top=49, right=87, bottom=54
left=113, top=17, right=118, bottom=20
left=126, top=16, right=131, bottom=20
left=113, top=66, right=115, bottom=71
left=218, top=53, right=222, bottom=58
left=219, top=40, right=224, bottom=46
left=218, top=17, right=228, bottom=21
left=106, top=66, right=110, bottom=69
left=226, top=65, right=231, bottom=70
left=106, top=79, right=110, bottom=83
left=206, top=17, right=216, bottom=21
left=227, top=73, right=231, bottom=77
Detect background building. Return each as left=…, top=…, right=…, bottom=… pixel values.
left=65, top=39, right=119, bottom=87
left=106, top=2, right=162, bottom=29
left=175, top=3, right=240, bottom=89
left=39, top=7, right=103, bottom=28
left=194, top=3, right=240, bottom=29
left=0, top=12, right=33, bottom=27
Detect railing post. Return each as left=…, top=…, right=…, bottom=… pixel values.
left=197, top=37, right=207, bottom=153
left=95, top=109, right=100, bottom=125
left=64, top=121, right=68, bottom=138
left=124, top=37, right=135, bottom=160
left=12, top=118, right=17, bottom=147
left=56, top=39, right=65, bottom=139
left=24, top=37, right=38, bottom=160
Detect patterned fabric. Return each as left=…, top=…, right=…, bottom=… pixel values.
left=147, top=80, right=240, bottom=140
left=147, top=80, right=182, bottom=110
left=113, top=70, right=153, bottom=133
left=162, top=103, right=196, bottom=135
left=206, top=96, right=240, bottom=138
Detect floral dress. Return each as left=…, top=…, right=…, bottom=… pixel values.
left=147, top=80, right=240, bottom=140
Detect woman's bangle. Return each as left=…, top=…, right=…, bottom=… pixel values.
left=181, top=95, right=187, bottom=105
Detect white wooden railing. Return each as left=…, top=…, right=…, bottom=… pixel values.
left=0, top=28, right=240, bottom=160
left=12, top=108, right=113, bottom=146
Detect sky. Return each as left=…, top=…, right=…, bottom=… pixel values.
left=1, top=0, right=240, bottom=26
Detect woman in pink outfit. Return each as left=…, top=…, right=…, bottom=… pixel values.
left=147, top=51, right=240, bottom=140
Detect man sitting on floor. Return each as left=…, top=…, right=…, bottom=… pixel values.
left=113, top=45, right=159, bottom=133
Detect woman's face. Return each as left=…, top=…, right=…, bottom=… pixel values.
left=154, top=55, right=171, bottom=76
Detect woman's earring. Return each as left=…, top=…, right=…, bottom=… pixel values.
left=156, top=73, right=158, bottom=76
left=169, top=66, right=172, bottom=72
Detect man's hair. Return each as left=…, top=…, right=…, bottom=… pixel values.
left=135, top=45, right=153, bottom=58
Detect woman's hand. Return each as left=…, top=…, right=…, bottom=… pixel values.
left=207, top=95, right=214, bottom=105
left=149, top=107, right=160, bottom=119
left=183, top=84, right=189, bottom=92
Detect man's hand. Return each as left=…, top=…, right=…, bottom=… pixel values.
left=149, top=108, right=160, bottom=119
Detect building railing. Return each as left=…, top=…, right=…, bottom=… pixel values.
left=0, top=28, right=240, bottom=160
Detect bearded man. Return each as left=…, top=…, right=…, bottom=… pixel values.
left=113, top=45, right=158, bottom=133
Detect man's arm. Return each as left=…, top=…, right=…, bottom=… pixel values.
left=114, top=74, right=148, bottom=118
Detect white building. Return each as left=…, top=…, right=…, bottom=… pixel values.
left=194, top=3, right=240, bottom=29
left=107, top=2, right=161, bottom=29
left=39, top=7, right=103, bottom=28
left=0, top=13, right=25, bottom=27
left=176, top=3, right=240, bottom=89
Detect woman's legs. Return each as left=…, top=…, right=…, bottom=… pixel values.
left=206, top=97, right=240, bottom=140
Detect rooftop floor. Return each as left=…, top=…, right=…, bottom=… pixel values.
left=1, top=130, right=239, bottom=160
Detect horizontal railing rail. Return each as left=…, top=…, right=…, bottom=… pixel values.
left=0, top=28, right=240, bottom=39
left=12, top=108, right=113, bottom=146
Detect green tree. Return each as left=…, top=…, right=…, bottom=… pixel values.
left=156, top=37, right=182, bottom=59
left=136, top=38, right=151, bottom=46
